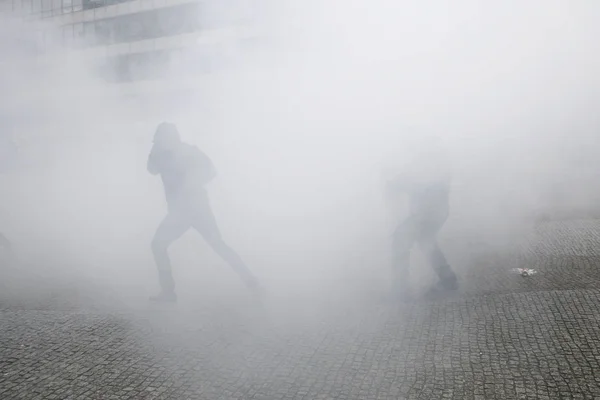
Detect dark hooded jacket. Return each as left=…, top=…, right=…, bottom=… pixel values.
left=148, top=142, right=216, bottom=211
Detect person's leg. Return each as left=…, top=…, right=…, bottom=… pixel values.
left=191, top=203, right=259, bottom=289
left=418, top=219, right=458, bottom=291
left=391, top=218, right=417, bottom=298
left=419, top=238, right=457, bottom=289
left=150, top=212, right=190, bottom=300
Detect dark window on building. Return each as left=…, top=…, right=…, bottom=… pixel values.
left=115, top=13, right=145, bottom=42
left=83, top=21, right=96, bottom=46
left=62, top=0, right=72, bottom=13
left=82, top=3, right=202, bottom=47
left=72, top=23, right=84, bottom=47
left=157, top=6, right=189, bottom=36
left=41, top=0, right=51, bottom=17
left=100, top=50, right=179, bottom=83
left=83, top=0, right=104, bottom=10
left=31, top=0, right=41, bottom=15
left=21, top=0, right=32, bottom=14
left=95, top=20, right=113, bottom=45
left=62, top=24, right=73, bottom=48
left=51, top=0, right=61, bottom=15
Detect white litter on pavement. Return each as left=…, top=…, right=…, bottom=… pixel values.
left=511, top=268, right=538, bottom=277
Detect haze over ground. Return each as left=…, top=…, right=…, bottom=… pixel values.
left=1, top=0, right=600, bottom=311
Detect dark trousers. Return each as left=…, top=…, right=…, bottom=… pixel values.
left=391, top=213, right=456, bottom=292
left=151, top=199, right=257, bottom=294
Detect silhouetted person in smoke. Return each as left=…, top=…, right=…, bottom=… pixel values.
left=147, top=122, right=260, bottom=302
left=385, top=154, right=458, bottom=300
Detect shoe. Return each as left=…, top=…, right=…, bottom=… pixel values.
left=438, top=276, right=459, bottom=291
left=149, top=291, right=178, bottom=303
left=424, top=277, right=459, bottom=299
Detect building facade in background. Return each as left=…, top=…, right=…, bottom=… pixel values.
left=0, top=0, right=260, bottom=84
left=0, top=0, right=267, bottom=169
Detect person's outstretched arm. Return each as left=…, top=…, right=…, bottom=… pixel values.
left=147, top=146, right=161, bottom=176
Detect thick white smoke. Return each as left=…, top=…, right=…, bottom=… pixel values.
left=1, top=0, right=600, bottom=306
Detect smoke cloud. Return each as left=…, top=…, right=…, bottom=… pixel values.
left=1, top=0, right=599, bottom=310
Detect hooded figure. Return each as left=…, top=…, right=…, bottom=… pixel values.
left=385, top=135, right=458, bottom=300
left=147, top=122, right=260, bottom=302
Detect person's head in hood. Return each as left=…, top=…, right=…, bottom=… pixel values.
left=153, top=122, right=181, bottom=152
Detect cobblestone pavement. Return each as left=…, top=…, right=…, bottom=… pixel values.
left=3, top=220, right=600, bottom=399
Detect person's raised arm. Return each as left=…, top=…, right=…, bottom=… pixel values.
left=147, top=146, right=161, bottom=176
